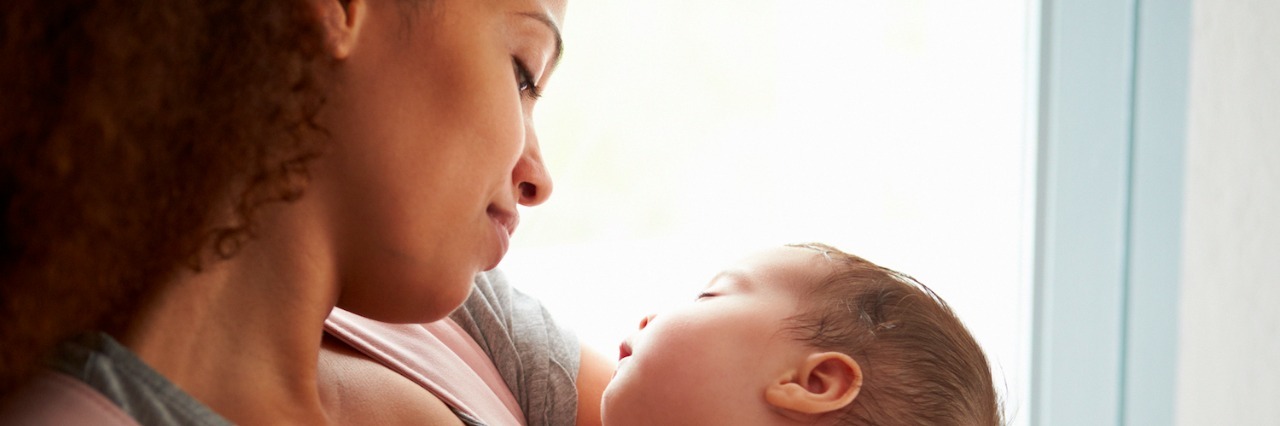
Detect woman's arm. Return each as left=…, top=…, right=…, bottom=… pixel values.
left=575, top=344, right=615, bottom=426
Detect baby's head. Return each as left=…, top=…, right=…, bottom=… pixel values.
left=601, top=243, right=1000, bottom=425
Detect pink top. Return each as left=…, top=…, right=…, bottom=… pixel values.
left=0, top=311, right=528, bottom=425
left=325, top=308, right=526, bottom=425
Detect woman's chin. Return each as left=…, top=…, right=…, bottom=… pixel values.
left=336, top=275, right=475, bottom=324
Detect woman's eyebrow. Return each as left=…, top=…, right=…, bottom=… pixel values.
left=517, top=11, right=564, bottom=68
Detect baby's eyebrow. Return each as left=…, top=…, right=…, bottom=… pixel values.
left=706, top=271, right=754, bottom=291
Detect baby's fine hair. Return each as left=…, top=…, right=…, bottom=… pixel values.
left=786, top=243, right=1002, bottom=425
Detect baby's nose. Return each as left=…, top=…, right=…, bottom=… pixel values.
left=638, top=314, right=657, bottom=330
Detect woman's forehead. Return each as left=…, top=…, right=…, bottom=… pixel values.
left=483, top=0, right=568, bottom=25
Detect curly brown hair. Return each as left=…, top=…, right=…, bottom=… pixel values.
left=786, top=243, right=1003, bottom=425
left=0, top=0, right=331, bottom=395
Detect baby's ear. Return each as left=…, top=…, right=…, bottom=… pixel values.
left=765, top=352, right=863, bottom=415
left=313, top=0, right=367, bottom=59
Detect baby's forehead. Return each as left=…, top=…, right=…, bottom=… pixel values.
left=714, top=247, right=836, bottom=293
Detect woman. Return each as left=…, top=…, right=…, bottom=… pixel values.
left=0, top=0, right=610, bottom=424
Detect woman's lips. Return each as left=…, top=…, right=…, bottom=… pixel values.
left=487, top=205, right=519, bottom=236
left=485, top=207, right=518, bottom=268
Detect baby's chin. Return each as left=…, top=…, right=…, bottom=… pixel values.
left=600, top=375, right=722, bottom=426
left=598, top=386, right=630, bottom=426
left=599, top=375, right=654, bottom=426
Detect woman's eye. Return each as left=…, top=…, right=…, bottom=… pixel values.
left=695, top=292, right=717, bottom=301
left=512, top=58, right=541, bottom=99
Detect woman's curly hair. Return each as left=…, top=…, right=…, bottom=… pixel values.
left=0, top=0, right=331, bottom=394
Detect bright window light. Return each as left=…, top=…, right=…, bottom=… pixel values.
left=502, top=1, right=1033, bottom=423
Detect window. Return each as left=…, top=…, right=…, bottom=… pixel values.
left=503, top=1, right=1034, bottom=423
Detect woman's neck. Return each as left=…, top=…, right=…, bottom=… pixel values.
left=119, top=202, right=340, bottom=425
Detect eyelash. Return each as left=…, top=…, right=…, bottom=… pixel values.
left=513, top=57, right=542, bottom=100
left=695, top=292, right=717, bottom=301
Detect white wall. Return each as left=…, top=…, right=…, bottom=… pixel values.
left=1177, top=0, right=1280, bottom=424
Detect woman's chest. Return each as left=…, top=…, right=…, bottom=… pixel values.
left=318, top=336, right=465, bottom=426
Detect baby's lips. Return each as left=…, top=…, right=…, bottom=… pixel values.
left=618, top=339, right=633, bottom=361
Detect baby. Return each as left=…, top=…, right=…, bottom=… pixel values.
left=601, top=243, right=1000, bottom=425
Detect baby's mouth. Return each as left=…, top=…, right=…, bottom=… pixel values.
left=618, top=341, right=633, bottom=361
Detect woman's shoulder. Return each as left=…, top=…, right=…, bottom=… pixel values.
left=1, top=333, right=229, bottom=426
left=0, top=371, right=138, bottom=426
left=451, top=270, right=582, bottom=426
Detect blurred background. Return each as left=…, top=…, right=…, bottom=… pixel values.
left=500, top=1, right=1279, bottom=425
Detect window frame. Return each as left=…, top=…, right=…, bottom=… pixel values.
left=1031, top=0, right=1190, bottom=424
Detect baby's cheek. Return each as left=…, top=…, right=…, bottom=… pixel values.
left=653, top=326, right=739, bottom=383
left=622, top=326, right=694, bottom=378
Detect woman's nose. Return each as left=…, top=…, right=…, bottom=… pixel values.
left=513, top=132, right=553, bottom=207
left=638, top=314, right=657, bottom=330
